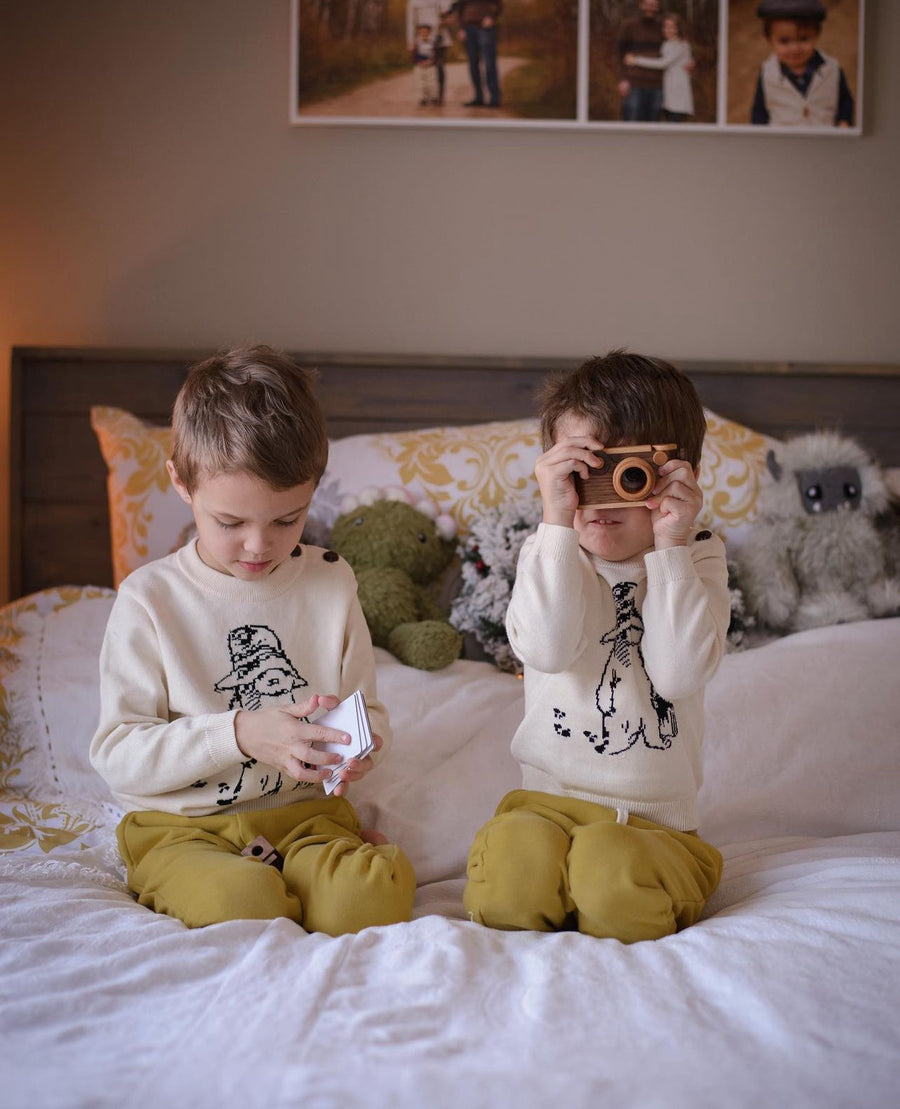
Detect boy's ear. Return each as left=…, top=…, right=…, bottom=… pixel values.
left=166, top=460, right=192, bottom=505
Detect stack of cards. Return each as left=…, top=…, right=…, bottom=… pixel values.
left=314, top=690, right=376, bottom=795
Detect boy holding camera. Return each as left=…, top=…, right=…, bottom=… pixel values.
left=463, top=351, right=730, bottom=943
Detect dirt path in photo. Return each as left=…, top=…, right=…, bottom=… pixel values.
left=296, top=57, right=527, bottom=120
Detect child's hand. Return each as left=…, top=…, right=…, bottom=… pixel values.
left=625, top=53, right=636, bottom=64
left=330, top=732, right=384, bottom=798
left=234, top=693, right=350, bottom=784
left=646, top=460, right=703, bottom=549
left=534, top=436, right=603, bottom=528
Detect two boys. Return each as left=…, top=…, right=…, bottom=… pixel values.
left=93, top=346, right=727, bottom=943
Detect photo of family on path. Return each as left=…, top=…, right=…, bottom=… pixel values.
left=293, top=0, right=578, bottom=122
left=292, top=0, right=863, bottom=132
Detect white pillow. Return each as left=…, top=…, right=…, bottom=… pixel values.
left=698, top=616, right=900, bottom=845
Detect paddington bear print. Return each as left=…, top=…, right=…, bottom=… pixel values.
left=194, top=624, right=310, bottom=806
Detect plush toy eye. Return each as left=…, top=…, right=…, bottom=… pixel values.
left=844, top=483, right=859, bottom=498
left=805, top=484, right=823, bottom=502
left=417, top=532, right=427, bottom=543
left=353, top=515, right=365, bottom=527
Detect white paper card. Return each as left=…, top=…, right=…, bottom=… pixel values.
left=315, top=690, right=375, bottom=794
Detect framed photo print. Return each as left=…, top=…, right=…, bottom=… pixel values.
left=290, top=0, right=864, bottom=134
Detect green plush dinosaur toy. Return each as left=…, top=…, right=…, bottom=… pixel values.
left=330, top=489, right=463, bottom=670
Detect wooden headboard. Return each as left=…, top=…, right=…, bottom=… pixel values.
left=10, top=346, right=900, bottom=599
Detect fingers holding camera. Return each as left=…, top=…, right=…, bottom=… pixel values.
left=647, top=460, right=703, bottom=548
left=535, top=436, right=604, bottom=527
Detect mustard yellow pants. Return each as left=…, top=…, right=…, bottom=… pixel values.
left=117, top=796, right=416, bottom=935
left=464, top=790, right=723, bottom=944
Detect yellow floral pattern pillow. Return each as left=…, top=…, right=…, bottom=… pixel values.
left=0, top=586, right=119, bottom=856
left=319, top=410, right=777, bottom=551
left=697, top=408, right=779, bottom=548
left=90, top=405, right=778, bottom=586
left=316, top=419, right=544, bottom=535
left=91, top=407, right=194, bottom=587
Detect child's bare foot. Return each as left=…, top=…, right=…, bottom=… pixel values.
left=360, top=828, right=388, bottom=846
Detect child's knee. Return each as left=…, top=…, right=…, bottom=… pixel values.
left=464, top=810, right=572, bottom=931
left=143, top=855, right=301, bottom=928
left=568, top=822, right=713, bottom=943
left=292, top=841, right=416, bottom=936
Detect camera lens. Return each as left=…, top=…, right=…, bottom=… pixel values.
left=612, top=457, right=655, bottom=501
left=620, top=466, right=648, bottom=493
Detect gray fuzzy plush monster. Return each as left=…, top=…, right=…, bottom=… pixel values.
left=736, top=431, right=900, bottom=634
left=331, top=489, right=463, bottom=670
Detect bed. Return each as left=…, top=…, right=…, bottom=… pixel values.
left=3, top=347, right=900, bottom=1107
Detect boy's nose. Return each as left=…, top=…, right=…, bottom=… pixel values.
left=243, top=533, right=270, bottom=557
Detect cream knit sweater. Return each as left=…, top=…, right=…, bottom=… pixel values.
left=90, top=541, right=389, bottom=817
left=506, top=524, right=730, bottom=832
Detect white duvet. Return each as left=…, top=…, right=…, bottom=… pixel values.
left=1, top=595, right=899, bottom=1108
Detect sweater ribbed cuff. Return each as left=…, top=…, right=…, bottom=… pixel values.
left=204, top=710, right=242, bottom=768
left=644, top=544, right=695, bottom=587
left=534, top=522, right=580, bottom=560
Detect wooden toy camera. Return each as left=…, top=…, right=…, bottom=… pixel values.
left=574, top=443, right=678, bottom=509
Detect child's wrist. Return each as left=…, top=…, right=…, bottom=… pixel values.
left=654, top=534, right=689, bottom=551
left=542, top=507, right=576, bottom=528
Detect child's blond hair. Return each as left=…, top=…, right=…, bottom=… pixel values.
left=171, top=345, right=328, bottom=493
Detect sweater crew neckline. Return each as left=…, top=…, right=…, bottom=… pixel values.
left=176, top=540, right=308, bottom=601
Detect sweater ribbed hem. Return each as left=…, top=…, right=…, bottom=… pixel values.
left=520, top=767, right=698, bottom=832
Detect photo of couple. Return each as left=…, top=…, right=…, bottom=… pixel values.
left=292, top=0, right=862, bottom=132
left=590, top=0, right=717, bottom=123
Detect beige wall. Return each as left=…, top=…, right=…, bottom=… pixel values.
left=1, top=0, right=898, bottom=600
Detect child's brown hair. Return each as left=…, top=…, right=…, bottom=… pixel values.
left=170, top=345, right=329, bottom=493
left=538, top=350, right=707, bottom=468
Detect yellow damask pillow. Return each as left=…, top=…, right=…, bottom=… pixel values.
left=316, top=419, right=544, bottom=535
left=697, top=407, right=779, bottom=548
left=91, top=404, right=778, bottom=588
left=90, top=407, right=194, bottom=587
left=320, top=410, right=777, bottom=551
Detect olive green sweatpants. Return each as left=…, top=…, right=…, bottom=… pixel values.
left=464, top=789, right=722, bottom=944
left=118, top=796, right=415, bottom=935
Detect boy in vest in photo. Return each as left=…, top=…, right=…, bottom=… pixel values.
left=751, top=0, right=854, bottom=127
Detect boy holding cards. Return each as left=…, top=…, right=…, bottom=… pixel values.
left=464, top=351, right=730, bottom=943
left=91, top=346, right=415, bottom=934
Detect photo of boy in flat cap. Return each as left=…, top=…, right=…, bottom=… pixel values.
left=750, top=0, right=855, bottom=126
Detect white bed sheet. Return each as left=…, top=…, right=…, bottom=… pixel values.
left=1, top=594, right=899, bottom=1107
left=2, top=831, right=899, bottom=1108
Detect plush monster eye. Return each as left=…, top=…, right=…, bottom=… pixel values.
left=805, top=484, right=823, bottom=502
left=353, top=515, right=365, bottom=527
left=844, top=483, right=859, bottom=498
left=417, top=532, right=427, bottom=543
